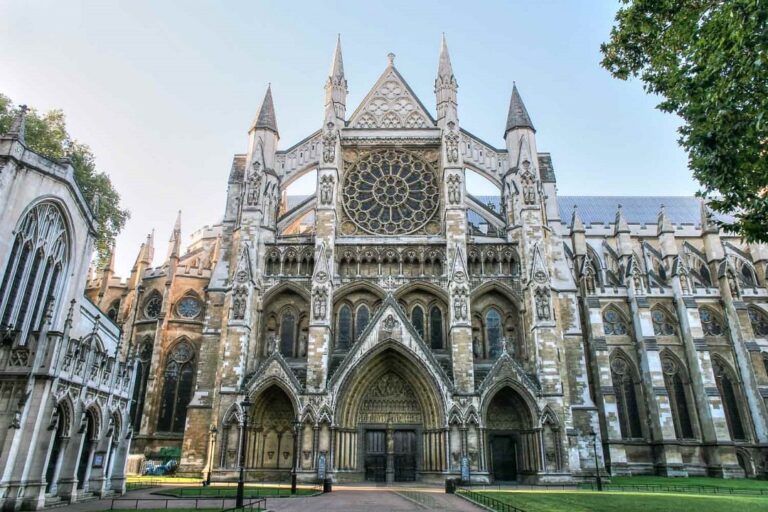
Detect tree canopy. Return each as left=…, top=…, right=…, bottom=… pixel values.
left=601, top=0, right=768, bottom=242
left=0, top=94, right=129, bottom=264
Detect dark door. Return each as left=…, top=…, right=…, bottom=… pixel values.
left=364, top=430, right=386, bottom=482
left=394, top=430, right=417, bottom=482
left=491, top=435, right=517, bottom=481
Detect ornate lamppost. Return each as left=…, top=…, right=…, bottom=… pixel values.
left=589, top=427, right=603, bottom=491
left=291, top=418, right=301, bottom=495
left=236, top=397, right=251, bottom=508
left=205, top=425, right=217, bottom=486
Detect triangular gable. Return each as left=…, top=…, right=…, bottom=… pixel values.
left=477, top=350, right=541, bottom=397
left=234, top=244, right=254, bottom=284
left=348, top=64, right=435, bottom=129
left=244, top=348, right=302, bottom=394
left=327, top=294, right=452, bottom=391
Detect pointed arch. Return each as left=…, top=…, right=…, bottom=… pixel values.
left=142, top=289, right=163, bottom=320
left=698, top=306, right=724, bottom=336
left=748, top=306, right=768, bottom=338
left=660, top=349, right=696, bottom=439
left=602, top=304, right=630, bottom=336
left=157, top=338, right=196, bottom=432
left=711, top=355, right=749, bottom=441
left=261, top=281, right=311, bottom=305
left=651, top=304, right=677, bottom=336
left=610, top=349, right=644, bottom=439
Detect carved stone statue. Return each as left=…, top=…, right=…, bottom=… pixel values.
left=535, top=287, right=551, bottom=321
left=319, top=175, right=334, bottom=205
left=447, top=174, right=461, bottom=205
left=452, top=287, right=468, bottom=322
left=444, top=121, right=460, bottom=163
left=472, top=335, right=481, bottom=358
left=322, top=122, right=337, bottom=163
left=298, top=334, right=308, bottom=358
left=232, top=287, right=248, bottom=320
left=313, top=287, right=328, bottom=321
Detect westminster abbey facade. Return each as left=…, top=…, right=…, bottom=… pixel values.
left=87, top=37, right=768, bottom=483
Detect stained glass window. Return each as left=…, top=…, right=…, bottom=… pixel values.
left=748, top=308, right=768, bottom=337
left=429, top=306, right=443, bottom=350
left=280, top=311, right=296, bottom=357
left=652, top=308, right=675, bottom=336
left=699, top=307, right=723, bottom=336
left=355, top=305, right=370, bottom=341
left=603, top=308, right=628, bottom=336
left=337, top=305, right=352, bottom=350
left=411, top=306, right=425, bottom=340
left=144, top=294, right=162, bottom=319
left=177, top=296, right=202, bottom=319
left=486, top=309, right=502, bottom=358
left=611, top=357, right=643, bottom=439
left=157, top=341, right=195, bottom=432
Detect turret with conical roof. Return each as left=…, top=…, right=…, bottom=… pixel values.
left=325, top=35, right=348, bottom=122
left=505, top=83, right=535, bottom=135
left=435, top=34, right=458, bottom=124
left=247, top=85, right=280, bottom=171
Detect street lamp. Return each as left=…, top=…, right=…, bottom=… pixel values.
left=205, top=425, right=218, bottom=486
left=291, top=418, right=301, bottom=495
left=236, top=397, right=251, bottom=509
left=589, top=427, right=603, bottom=491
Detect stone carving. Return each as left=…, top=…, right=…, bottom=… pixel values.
left=382, top=314, right=398, bottom=332
left=447, top=174, right=462, bottom=205
left=312, top=287, right=328, bottom=321
left=452, top=286, right=468, bottom=322
left=444, top=121, right=460, bottom=163
left=535, top=287, right=551, bottom=321
left=322, top=122, right=337, bottom=163
left=359, top=372, right=421, bottom=424
left=245, top=163, right=262, bottom=207
left=472, top=336, right=481, bottom=358
left=727, top=268, right=740, bottom=298
left=351, top=73, right=429, bottom=129
left=319, top=174, right=334, bottom=206
left=231, top=287, right=248, bottom=320
left=298, top=334, right=308, bottom=358
left=520, top=162, right=536, bottom=205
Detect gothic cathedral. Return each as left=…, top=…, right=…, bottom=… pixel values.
left=88, top=37, right=768, bottom=483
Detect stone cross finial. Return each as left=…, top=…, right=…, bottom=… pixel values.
left=387, top=53, right=396, bottom=65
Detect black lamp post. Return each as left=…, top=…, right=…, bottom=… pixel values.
left=291, top=418, right=301, bottom=495
left=205, top=425, right=217, bottom=486
left=590, top=427, right=603, bottom=491
left=236, top=397, right=251, bottom=509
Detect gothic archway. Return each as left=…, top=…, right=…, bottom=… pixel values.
left=483, top=385, right=538, bottom=482
left=243, top=385, right=297, bottom=471
left=334, top=346, right=445, bottom=482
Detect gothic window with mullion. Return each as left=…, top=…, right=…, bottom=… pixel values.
left=408, top=304, right=444, bottom=350
left=748, top=307, right=768, bottom=338
left=157, top=340, right=196, bottom=433
left=130, top=340, right=153, bottom=431
left=279, top=309, right=298, bottom=357
left=610, top=356, right=644, bottom=439
left=712, top=358, right=748, bottom=441
left=661, top=355, right=695, bottom=439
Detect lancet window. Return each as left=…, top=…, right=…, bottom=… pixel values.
left=661, top=355, right=695, bottom=439
left=157, top=340, right=196, bottom=433
left=611, top=356, right=643, bottom=439
left=0, top=201, right=69, bottom=337
left=130, top=340, right=153, bottom=430
left=712, top=358, right=747, bottom=441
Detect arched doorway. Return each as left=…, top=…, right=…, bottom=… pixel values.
left=76, top=410, right=97, bottom=490
left=244, top=385, right=297, bottom=471
left=485, top=386, right=536, bottom=482
left=335, top=347, right=445, bottom=483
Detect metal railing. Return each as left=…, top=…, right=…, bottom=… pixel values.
left=109, top=496, right=267, bottom=511
left=456, top=488, right=528, bottom=512
left=124, top=479, right=163, bottom=491
left=579, top=482, right=768, bottom=496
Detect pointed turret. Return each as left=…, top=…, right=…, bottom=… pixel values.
left=571, top=206, right=587, bottom=259
left=250, top=85, right=279, bottom=135
left=657, top=204, right=674, bottom=234
left=247, top=85, right=280, bottom=171
left=325, top=35, right=348, bottom=122
left=435, top=34, right=458, bottom=124
left=128, top=231, right=154, bottom=291
left=657, top=205, right=678, bottom=259
left=505, top=84, right=535, bottom=136
left=614, top=204, right=629, bottom=234
left=167, top=210, right=182, bottom=261
left=98, top=243, right=116, bottom=300
left=6, top=105, right=28, bottom=143
left=571, top=205, right=585, bottom=234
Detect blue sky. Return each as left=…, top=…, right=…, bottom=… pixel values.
left=0, top=1, right=693, bottom=275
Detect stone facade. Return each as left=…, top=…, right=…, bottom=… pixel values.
left=91, top=37, right=768, bottom=483
left=0, top=109, right=134, bottom=510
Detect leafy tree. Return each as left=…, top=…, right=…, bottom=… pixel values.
left=0, top=94, right=129, bottom=264
left=601, top=0, right=768, bottom=242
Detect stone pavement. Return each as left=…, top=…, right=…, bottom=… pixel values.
left=49, top=487, right=483, bottom=512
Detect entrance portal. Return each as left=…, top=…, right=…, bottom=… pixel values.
left=363, top=429, right=417, bottom=482
left=490, top=434, right=517, bottom=481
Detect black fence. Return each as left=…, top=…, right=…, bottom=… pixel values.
left=109, top=497, right=267, bottom=511
left=125, top=479, right=163, bottom=492
left=158, top=481, right=323, bottom=498
left=579, top=482, right=768, bottom=496
left=456, top=488, right=528, bottom=512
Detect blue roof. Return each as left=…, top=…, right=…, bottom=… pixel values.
left=558, top=196, right=704, bottom=227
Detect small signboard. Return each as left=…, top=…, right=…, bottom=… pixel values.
left=460, top=455, right=470, bottom=483
left=92, top=452, right=105, bottom=468
left=317, top=452, right=327, bottom=480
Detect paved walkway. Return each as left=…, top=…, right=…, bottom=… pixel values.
left=50, top=486, right=482, bottom=512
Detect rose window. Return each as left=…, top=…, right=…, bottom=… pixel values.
left=342, top=149, right=439, bottom=235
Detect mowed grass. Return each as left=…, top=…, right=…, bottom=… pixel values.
left=474, top=491, right=767, bottom=512
left=609, top=475, right=768, bottom=491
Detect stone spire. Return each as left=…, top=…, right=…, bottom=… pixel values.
left=571, top=206, right=587, bottom=257
left=167, top=210, right=182, bottom=261
left=435, top=33, right=458, bottom=123
left=6, top=105, right=28, bottom=143
left=571, top=205, right=585, bottom=233
left=325, top=35, right=348, bottom=121
left=614, top=204, right=629, bottom=234
left=505, top=83, right=535, bottom=136
left=657, top=204, right=674, bottom=233
left=250, top=85, right=279, bottom=136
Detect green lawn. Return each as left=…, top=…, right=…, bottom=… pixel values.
left=467, top=491, right=768, bottom=512
left=158, top=485, right=318, bottom=497
left=609, top=475, right=768, bottom=491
